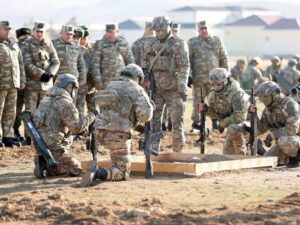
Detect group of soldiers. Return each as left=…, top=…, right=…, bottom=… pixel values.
left=0, top=15, right=299, bottom=186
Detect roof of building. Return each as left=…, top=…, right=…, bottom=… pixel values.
left=119, top=19, right=142, bottom=29
left=227, top=15, right=281, bottom=27
left=169, top=6, right=267, bottom=12
left=265, top=18, right=300, bottom=30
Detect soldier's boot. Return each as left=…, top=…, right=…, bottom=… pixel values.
left=0, top=140, right=5, bottom=148
left=33, top=156, right=47, bottom=179
left=287, top=157, right=299, bottom=168
left=25, top=136, right=31, bottom=146
left=212, top=119, right=220, bottom=131
left=2, top=137, right=21, bottom=147
left=81, top=161, right=107, bottom=187
left=161, top=122, right=167, bottom=132
left=190, top=121, right=200, bottom=133
left=14, top=129, right=25, bottom=142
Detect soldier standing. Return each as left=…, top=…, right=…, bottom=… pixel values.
left=0, top=21, right=26, bottom=147
left=171, top=23, right=181, bottom=37
left=188, top=21, right=229, bottom=130
left=199, top=68, right=250, bottom=155
left=230, top=59, right=246, bottom=82
left=249, top=81, right=300, bottom=167
left=32, top=74, right=95, bottom=178
left=142, top=16, right=190, bottom=152
left=81, top=64, right=153, bottom=186
left=241, top=57, right=266, bottom=90
left=132, top=22, right=154, bottom=67
left=92, top=23, right=134, bottom=91
left=13, top=27, right=32, bottom=142
left=265, top=56, right=281, bottom=82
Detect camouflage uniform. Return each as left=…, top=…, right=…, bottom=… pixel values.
left=188, top=21, right=229, bottom=124
left=131, top=22, right=154, bottom=67
left=206, top=69, right=249, bottom=155
left=93, top=65, right=153, bottom=181
left=241, top=57, right=265, bottom=90
left=230, top=59, right=246, bottom=82
left=92, top=25, right=134, bottom=90
left=277, top=58, right=300, bottom=95
left=256, top=81, right=300, bottom=166
left=265, top=56, right=281, bottom=82
left=142, top=16, right=190, bottom=152
left=32, top=74, right=95, bottom=176
left=0, top=21, right=26, bottom=144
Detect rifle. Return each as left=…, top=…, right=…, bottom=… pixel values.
left=139, top=70, right=164, bottom=178
left=247, top=88, right=258, bottom=155
left=199, top=85, right=206, bottom=154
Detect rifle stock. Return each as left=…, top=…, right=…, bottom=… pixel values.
left=247, top=88, right=258, bottom=155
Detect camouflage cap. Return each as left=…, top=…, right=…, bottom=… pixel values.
left=145, top=22, right=153, bottom=30
left=74, top=27, right=84, bottom=39
left=121, top=64, right=144, bottom=83
left=152, top=16, right=171, bottom=31
left=61, top=25, right=74, bottom=34
left=250, top=57, right=262, bottom=65
left=54, top=74, right=79, bottom=89
left=171, top=23, right=181, bottom=30
left=79, top=25, right=89, bottom=38
left=209, top=68, right=230, bottom=84
left=105, top=23, right=118, bottom=32
left=33, top=21, right=46, bottom=31
left=288, top=58, right=297, bottom=66
left=16, top=27, right=31, bottom=38
left=0, top=21, right=11, bottom=29
left=197, top=21, right=207, bottom=29
left=257, top=81, right=280, bottom=97
left=271, top=56, right=280, bottom=63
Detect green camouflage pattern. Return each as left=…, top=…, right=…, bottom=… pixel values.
left=241, top=64, right=265, bottom=90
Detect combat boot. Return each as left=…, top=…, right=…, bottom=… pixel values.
left=190, top=121, right=201, bottom=133
left=33, top=156, right=47, bottom=179
left=287, top=157, right=299, bottom=168
left=81, top=161, right=107, bottom=187
left=25, top=136, right=31, bottom=146
left=14, top=129, right=25, bottom=142
left=2, top=137, right=22, bottom=147
left=0, top=140, right=5, bottom=148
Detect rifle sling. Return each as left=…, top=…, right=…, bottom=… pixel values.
left=149, top=42, right=169, bottom=72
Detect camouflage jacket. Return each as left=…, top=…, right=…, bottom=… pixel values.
left=230, top=65, right=244, bottom=82
left=32, top=86, right=95, bottom=151
left=0, top=39, right=25, bottom=89
left=265, top=65, right=281, bottom=82
left=94, top=77, right=153, bottom=133
left=132, top=35, right=153, bottom=66
left=188, top=35, right=228, bottom=85
left=258, top=95, right=300, bottom=139
left=241, top=65, right=265, bottom=90
left=92, top=35, right=134, bottom=89
left=142, top=35, right=190, bottom=94
left=22, top=37, right=60, bottom=91
left=277, top=66, right=300, bottom=95
left=207, top=79, right=250, bottom=127
left=52, top=38, right=86, bottom=86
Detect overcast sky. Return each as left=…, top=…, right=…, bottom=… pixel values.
left=2, top=0, right=300, bottom=27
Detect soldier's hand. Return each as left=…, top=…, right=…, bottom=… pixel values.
left=40, top=73, right=53, bottom=82
left=264, top=133, right=273, bottom=147
left=187, top=76, right=193, bottom=88
left=248, top=104, right=257, bottom=113
left=179, top=92, right=187, bottom=102
left=198, top=103, right=207, bottom=112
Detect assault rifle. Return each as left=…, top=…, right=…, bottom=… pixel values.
left=246, top=88, right=258, bottom=155
left=197, top=85, right=208, bottom=154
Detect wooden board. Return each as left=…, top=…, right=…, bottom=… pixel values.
left=81, top=153, right=278, bottom=176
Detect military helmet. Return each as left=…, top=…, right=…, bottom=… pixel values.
left=288, top=58, right=297, bottom=66
left=54, top=74, right=79, bottom=89
left=250, top=57, right=262, bottom=65
left=152, top=16, right=171, bottom=31
left=271, top=56, right=280, bottom=63
left=209, top=68, right=230, bottom=84
left=257, top=81, right=280, bottom=97
left=121, top=64, right=144, bottom=83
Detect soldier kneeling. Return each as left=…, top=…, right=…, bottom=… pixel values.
left=81, top=64, right=153, bottom=186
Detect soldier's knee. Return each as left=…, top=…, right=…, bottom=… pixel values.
left=278, top=136, right=299, bottom=157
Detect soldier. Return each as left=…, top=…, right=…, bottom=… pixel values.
left=81, top=64, right=153, bottom=186
left=142, top=16, right=189, bottom=152
left=241, top=57, right=265, bottom=90
left=92, top=23, right=134, bottom=91
left=199, top=68, right=250, bottom=155
left=22, top=22, right=60, bottom=145
left=131, top=22, right=154, bottom=67
left=277, top=58, right=300, bottom=95
left=171, top=23, right=181, bottom=37
left=31, top=74, right=95, bottom=178
left=52, top=25, right=86, bottom=90
left=0, top=21, right=26, bottom=147
left=249, top=81, right=300, bottom=167
left=13, top=27, right=32, bottom=142
left=265, top=56, right=281, bottom=82
left=188, top=21, right=229, bottom=130
left=292, top=54, right=300, bottom=71
left=230, top=59, right=246, bottom=82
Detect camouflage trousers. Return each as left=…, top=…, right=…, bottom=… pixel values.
left=96, top=130, right=131, bottom=181
left=13, top=89, right=25, bottom=133
left=76, top=85, right=88, bottom=116
left=34, top=149, right=82, bottom=176
left=162, top=107, right=171, bottom=126
left=153, top=91, right=185, bottom=152
left=0, top=88, right=17, bottom=138
left=24, top=88, right=47, bottom=110
left=264, top=135, right=300, bottom=164
left=191, top=83, right=211, bottom=123
left=222, top=123, right=247, bottom=155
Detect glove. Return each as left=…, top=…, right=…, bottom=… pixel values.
left=264, top=133, right=273, bottom=147
left=187, top=76, right=193, bottom=88
left=179, top=92, right=187, bottom=102
left=40, top=73, right=53, bottom=82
